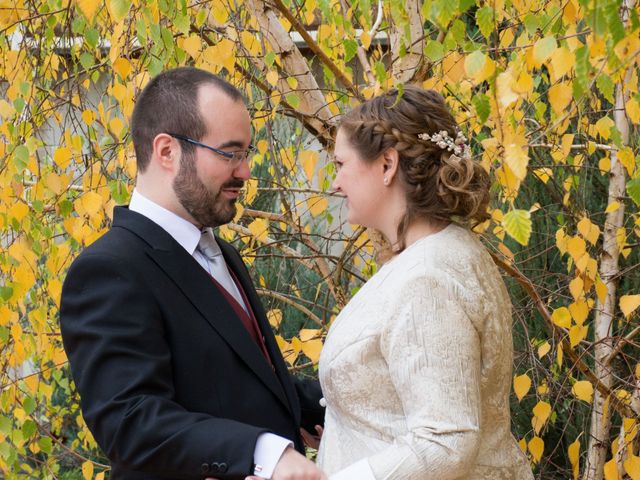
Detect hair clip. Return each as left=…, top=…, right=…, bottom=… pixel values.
left=418, top=130, right=469, bottom=157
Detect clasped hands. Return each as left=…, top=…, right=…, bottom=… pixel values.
left=206, top=427, right=325, bottom=480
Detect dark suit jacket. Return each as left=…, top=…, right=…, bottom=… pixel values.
left=60, top=207, right=323, bottom=480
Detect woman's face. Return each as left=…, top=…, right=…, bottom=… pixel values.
left=332, top=129, right=386, bottom=228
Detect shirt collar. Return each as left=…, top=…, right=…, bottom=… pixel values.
left=129, top=189, right=202, bottom=255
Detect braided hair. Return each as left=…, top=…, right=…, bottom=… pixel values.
left=339, top=86, right=490, bottom=251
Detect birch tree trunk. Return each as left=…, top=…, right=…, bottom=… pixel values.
left=583, top=3, right=634, bottom=478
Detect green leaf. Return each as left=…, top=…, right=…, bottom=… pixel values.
left=627, top=179, right=640, bottom=206
left=286, top=93, right=300, bottom=109
left=13, top=145, right=29, bottom=169
left=473, top=93, right=491, bottom=123
left=22, top=419, right=37, bottom=439
left=38, top=437, right=53, bottom=454
left=596, top=75, right=614, bottom=103
left=424, top=40, right=444, bottom=61
left=0, top=416, right=11, bottom=435
left=344, top=39, right=358, bottom=62
left=503, top=209, right=532, bottom=246
left=79, top=52, right=94, bottom=71
left=264, top=51, right=276, bottom=67
left=23, top=397, right=36, bottom=415
left=109, top=0, right=131, bottom=23
left=476, top=6, right=495, bottom=39
left=524, top=13, right=539, bottom=34
left=374, top=61, right=386, bottom=84
left=85, top=28, right=99, bottom=49
left=465, top=50, right=485, bottom=77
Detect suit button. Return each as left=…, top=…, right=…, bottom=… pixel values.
left=211, top=462, right=220, bottom=473
left=219, top=462, right=228, bottom=473
left=200, top=463, right=210, bottom=474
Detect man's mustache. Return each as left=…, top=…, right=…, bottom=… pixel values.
left=221, top=180, right=244, bottom=189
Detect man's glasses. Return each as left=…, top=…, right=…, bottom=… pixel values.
left=168, top=133, right=256, bottom=168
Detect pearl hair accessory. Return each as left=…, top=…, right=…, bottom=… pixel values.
left=418, top=130, right=469, bottom=157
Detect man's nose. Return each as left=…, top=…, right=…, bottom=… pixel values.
left=233, top=158, right=251, bottom=180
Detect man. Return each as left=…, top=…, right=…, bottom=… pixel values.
left=60, top=67, right=325, bottom=480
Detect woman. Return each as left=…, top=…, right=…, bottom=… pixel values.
left=315, top=86, right=533, bottom=479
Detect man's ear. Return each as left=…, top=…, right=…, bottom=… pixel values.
left=152, top=133, right=180, bottom=172
left=381, top=148, right=400, bottom=184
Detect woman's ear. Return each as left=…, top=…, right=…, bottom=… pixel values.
left=381, top=148, right=400, bottom=185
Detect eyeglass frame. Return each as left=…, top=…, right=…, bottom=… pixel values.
left=168, top=133, right=256, bottom=167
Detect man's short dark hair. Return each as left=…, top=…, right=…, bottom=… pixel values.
left=131, top=67, right=244, bottom=172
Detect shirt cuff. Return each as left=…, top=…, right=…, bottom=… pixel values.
left=253, top=433, right=293, bottom=478
left=330, top=458, right=376, bottom=480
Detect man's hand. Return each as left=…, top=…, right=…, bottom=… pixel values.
left=244, top=446, right=327, bottom=480
left=300, top=425, right=323, bottom=450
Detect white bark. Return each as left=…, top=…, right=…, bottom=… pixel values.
left=583, top=2, right=634, bottom=478
left=389, top=0, right=425, bottom=83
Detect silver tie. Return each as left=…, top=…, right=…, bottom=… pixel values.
left=197, top=229, right=247, bottom=311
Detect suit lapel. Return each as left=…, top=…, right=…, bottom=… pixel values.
left=113, top=207, right=291, bottom=412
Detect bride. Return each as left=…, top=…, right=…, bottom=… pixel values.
left=314, top=86, right=534, bottom=480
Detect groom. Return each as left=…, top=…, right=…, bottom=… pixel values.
left=60, top=67, right=325, bottom=480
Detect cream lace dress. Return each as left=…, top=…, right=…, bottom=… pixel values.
left=316, top=224, right=534, bottom=480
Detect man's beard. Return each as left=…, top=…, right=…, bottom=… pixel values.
left=173, top=152, right=243, bottom=228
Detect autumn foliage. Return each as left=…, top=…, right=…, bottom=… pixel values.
left=0, top=0, right=639, bottom=478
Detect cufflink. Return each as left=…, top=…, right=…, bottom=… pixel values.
left=254, top=463, right=263, bottom=474
left=319, top=397, right=326, bottom=407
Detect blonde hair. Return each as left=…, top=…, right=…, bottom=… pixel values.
left=339, top=86, right=490, bottom=251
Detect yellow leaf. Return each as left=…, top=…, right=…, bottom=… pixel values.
left=299, top=329, right=320, bottom=342
left=569, top=300, right=589, bottom=325
left=9, top=202, right=29, bottom=222
left=617, top=147, right=636, bottom=176
left=496, top=70, right=519, bottom=109
left=538, top=341, right=551, bottom=358
left=533, top=167, right=552, bottom=184
left=504, top=143, right=529, bottom=181
left=572, top=380, right=594, bottom=403
left=624, top=454, right=640, bottom=480
left=593, top=278, right=606, bottom=302
left=578, top=217, right=600, bottom=245
left=80, top=191, right=104, bottom=217
left=75, top=0, right=101, bottom=21
left=112, top=57, right=131, bottom=80
left=267, top=309, right=282, bottom=329
left=567, top=236, right=586, bottom=261
left=636, top=363, right=640, bottom=379
left=549, top=47, right=575, bottom=81
left=82, top=461, right=94, bottom=480
left=626, top=97, right=640, bottom=124
left=556, top=228, right=568, bottom=255
left=595, top=116, right=614, bottom=140
left=301, top=339, right=323, bottom=363
left=307, top=195, right=328, bottom=217
left=182, top=36, right=202, bottom=59
left=266, top=70, right=279, bottom=87
left=568, top=438, right=580, bottom=479
left=247, top=218, right=269, bottom=242
left=605, top=201, right=620, bottom=213
left=569, top=324, right=588, bottom=348
left=82, top=109, right=95, bottom=125
left=300, top=150, right=319, bottom=181
left=107, top=0, right=130, bottom=23
left=257, top=139, right=268, bottom=155
left=533, top=36, right=557, bottom=65
left=96, top=473, right=105, bottom=480
left=569, top=277, right=584, bottom=300
left=551, top=307, right=571, bottom=328
left=360, top=30, right=371, bottom=49
left=620, top=294, right=640, bottom=317
left=54, top=147, right=72, bottom=170
left=604, top=458, right=620, bottom=480
left=528, top=435, right=544, bottom=463
left=549, top=82, right=573, bottom=114
left=513, top=373, right=531, bottom=401
left=532, top=400, right=551, bottom=427
left=243, top=178, right=258, bottom=205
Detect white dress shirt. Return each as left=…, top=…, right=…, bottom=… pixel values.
left=129, top=189, right=292, bottom=478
